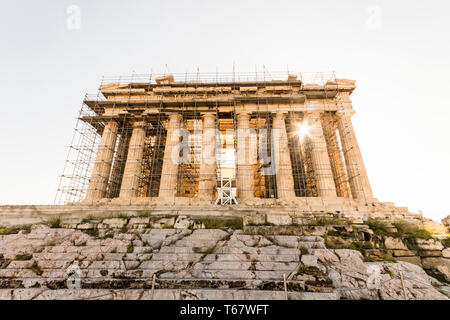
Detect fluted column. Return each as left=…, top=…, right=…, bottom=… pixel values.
left=119, top=121, right=146, bottom=199
left=273, top=112, right=296, bottom=200
left=85, top=121, right=119, bottom=201
left=236, top=112, right=255, bottom=202
left=321, top=113, right=351, bottom=198
left=198, top=113, right=217, bottom=202
left=336, top=111, right=374, bottom=200
left=108, top=130, right=131, bottom=198
left=304, top=112, right=337, bottom=197
left=159, top=113, right=182, bottom=200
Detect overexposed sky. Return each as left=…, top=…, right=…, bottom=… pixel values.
left=0, top=0, right=449, bottom=222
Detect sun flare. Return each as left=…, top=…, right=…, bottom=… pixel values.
left=295, top=121, right=310, bottom=140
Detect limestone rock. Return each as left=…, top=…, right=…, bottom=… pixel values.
left=1, top=222, right=449, bottom=300
left=392, top=250, right=416, bottom=257
left=442, top=215, right=450, bottom=227
left=397, top=256, right=422, bottom=267
left=439, top=286, right=450, bottom=298
left=418, top=250, right=442, bottom=257
left=103, top=218, right=127, bottom=228
left=150, top=217, right=175, bottom=229
left=310, top=249, right=339, bottom=264
left=443, top=248, right=450, bottom=259
left=266, top=214, right=292, bottom=226
left=128, top=217, right=150, bottom=226
left=174, top=216, right=193, bottom=229
left=384, top=237, right=408, bottom=250
left=415, top=239, right=444, bottom=251
left=301, top=255, right=318, bottom=268
left=421, top=257, right=449, bottom=271
left=61, top=217, right=83, bottom=228
left=76, top=223, right=95, bottom=230
left=243, top=214, right=266, bottom=226
left=325, top=236, right=353, bottom=248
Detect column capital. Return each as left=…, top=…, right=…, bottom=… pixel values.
left=236, top=111, right=251, bottom=119
left=273, top=111, right=288, bottom=119
left=167, top=112, right=182, bottom=121
left=130, top=120, right=146, bottom=128
left=201, top=112, right=216, bottom=122
left=201, top=112, right=216, bottom=118
left=104, top=120, right=119, bottom=128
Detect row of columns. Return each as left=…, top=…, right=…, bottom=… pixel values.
left=85, top=110, right=373, bottom=203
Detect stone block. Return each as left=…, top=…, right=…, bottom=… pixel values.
left=102, top=218, right=127, bottom=228
left=443, top=248, right=450, bottom=259
left=61, top=217, right=83, bottom=228
left=266, top=214, right=292, bottom=226
left=415, top=239, right=444, bottom=251
left=301, top=254, right=318, bottom=268
left=30, top=224, right=50, bottom=231
left=150, top=217, right=175, bottom=229
left=384, top=237, right=408, bottom=250
left=392, top=250, right=416, bottom=257
left=174, top=216, right=193, bottom=229
left=243, top=214, right=266, bottom=226
left=76, top=223, right=95, bottom=230
left=418, top=250, right=442, bottom=257
left=128, top=217, right=150, bottom=226
left=396, top=256, right=422, bottom=267
left=421, top=257, right=449, bottom=270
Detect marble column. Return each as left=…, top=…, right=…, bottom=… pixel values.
left=236, top=112, right=255, bottom=202
left=85, top=121, right=119, bottom=201
left=159, top=113, right=182, bottom=200
left=304, top=112, right=337, bottom=197
left=336, top=111, right=374, bottom=200
left=119, top=121, right=146, bottom=199
left=321, top=113, right=351, bottom=198
left=272, top=112, right=296, bottom=200
left=108, top=129, right=131, bottom=198
left=198, top=113, right=217, bottom=202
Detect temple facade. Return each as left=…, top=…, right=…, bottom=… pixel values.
left=58, top=72, right=376, bottom=208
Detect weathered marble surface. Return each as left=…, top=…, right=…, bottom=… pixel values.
left=0, top=226, right=448, bottom=300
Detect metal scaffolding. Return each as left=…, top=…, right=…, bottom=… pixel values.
left=55, top=70, right=366, bottom=205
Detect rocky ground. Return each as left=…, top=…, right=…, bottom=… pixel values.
left=0, top=214, right=449, bottom=300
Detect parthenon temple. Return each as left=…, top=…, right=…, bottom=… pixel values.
left=56, top=71, right=378, bottom=211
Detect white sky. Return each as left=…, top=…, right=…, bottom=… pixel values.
left=0, top=0, right=449, bottom=222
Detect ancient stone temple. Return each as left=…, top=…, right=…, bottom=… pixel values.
left=56, top=72, right=377, bottom=212
left=1, top=71, right=449, bottom=301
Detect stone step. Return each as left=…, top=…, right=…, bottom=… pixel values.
left=150, top=253, right=203, bottom=261
left=203, top=253, right=300, bottom=262
left=0, top=268, right=305, bottom=285
left=171, top=239, right=222, bottom=247
left=195, top=261, right=299, bottom=271
left=0, top=288, right=340, bottom=300
left=6, top=250, right=301, bottom=263
left=155, top=245, right=302, bottom=254
left=214, top=246, right=301, bottom=255
left=190, top=270, right=292, bottom=280
left=4, top=260, right=300, bottom=275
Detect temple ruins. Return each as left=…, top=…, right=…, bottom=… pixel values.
left=55, top=71, right=379, bottom=213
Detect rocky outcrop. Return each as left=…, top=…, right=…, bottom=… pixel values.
left=0, top=215, right=449, bottom=300
left=443, top=215, right=450, bottom=227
